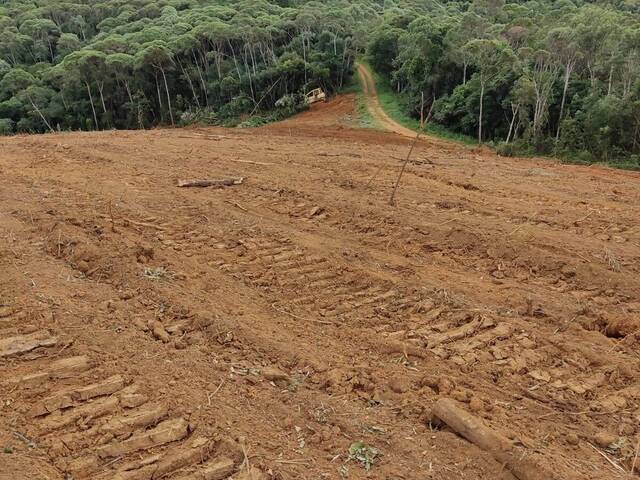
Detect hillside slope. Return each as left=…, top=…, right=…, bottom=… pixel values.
left=1, top=100, right=639, bottom=479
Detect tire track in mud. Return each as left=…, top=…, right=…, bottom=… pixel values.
left=0, top=327, right=243, bottom=480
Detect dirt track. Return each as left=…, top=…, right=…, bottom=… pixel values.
left=356, top=63, right=417, bottom=138
left=1, top=92, right=640, bottom=480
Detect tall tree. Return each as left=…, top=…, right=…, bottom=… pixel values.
left=464, top=38, right=516, bottom=143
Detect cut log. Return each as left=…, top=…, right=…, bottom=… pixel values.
left=177, top=177, right=244, bottom=188
left=0, top=331, right=57, bottom=357
left=432, top=398, right=562, bottom=480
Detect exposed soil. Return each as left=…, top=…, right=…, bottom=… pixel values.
left=1, top=90, right=640, bottom=480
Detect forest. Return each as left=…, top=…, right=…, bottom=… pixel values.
left=368, top=0, right=640, bottom=165
left=0, top=0, right=370, bottom=132
left=1, top=0, right=640, bottom=165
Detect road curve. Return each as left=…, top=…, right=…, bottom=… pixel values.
left=356, top=62, right=417, bottom=138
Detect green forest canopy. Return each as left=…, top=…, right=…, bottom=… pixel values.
left=369, top=0, right=640, bottom=164
left=1, top=0, right=640, bottom=165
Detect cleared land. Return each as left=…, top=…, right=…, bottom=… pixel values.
left=1, top=90, right=639, bottom=480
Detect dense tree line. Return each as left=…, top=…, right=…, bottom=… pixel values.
left=369, top=0, right=640, bottom=165
left=0, top=0, right=377, bottom=133
left=2, top=0, right=639, bottom=165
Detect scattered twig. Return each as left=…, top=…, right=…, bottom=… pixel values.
left=123, top=218, right=165, bottom=230
left=241, top=442, right=250, bottom=471
left=574, top=210, right=595, bottom=224
left=587, top=443, right=626, bottom=473
left=365, top=163, right=386, bottom=189
left=509, top=224, right=525, bottom=236
left=632, top=437, right=640, bottom=474
left=13, top=431, right=36, bottom=449
left=227, top=159, right=273, bottom=166
left=177, top=177, right=244, bottom=188
left=107, top=200, right=116, bottom=232
left=438, top=218, right=457, bottom=226
left=538, top=409, right=617, bottom=419
left=604, top=247, right=622, bottom=272
left=96, top=213, right=166, bottom=231
left=273, top=458, right=313, bottom=465
left=389, top=131, right=421, bottom=206
left=387, top=98, right=435, bottom=205
left=177, top=134, right=227, bottom=141
left=101, top=456, right=123, bottom=470
left=271, top=303, right=335, bottom=326
left=224, top=200, right=248, bottom=212
left=207, top=379, right=225, bottom=405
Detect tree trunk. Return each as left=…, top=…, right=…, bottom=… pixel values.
left=607, top=65, right=614, bottom=96
left=249, top=44, right=257, bottom=77
left=154, top=72, right=163, bottom=122
left=47, top=36, right=54, bottom=62
left=302, top=32, right=308, bottom=90
left=178, top=60, right=200, bottom=108
left=160, top=67, right=174, bottom=126
left=193, top=51, right=209, bottom=106
left=463, top=62, right=467, bottom=85
left=97, top=81, right=107, bottom=113
left=556, top=62, right=572, bottom=141
left=478, top=81, right=484, bottom=144
left=420, top=91, right=425, bottom=130
left=506, top=103, right=518, bottom=144
left=228, top=40, right=242, bottom=81
left=124, top=80, right=133, bottom=103
left=28, top=96, right=55, bottom=133
left=85, top=81, right=99, bottom=130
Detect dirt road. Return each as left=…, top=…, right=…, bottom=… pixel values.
left=356, top=63, right=418, bottom=138
left=1, top=95, right=639, bottom=480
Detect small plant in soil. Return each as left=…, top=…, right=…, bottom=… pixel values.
left=142, top=266, right=173, bottom=281
left=348, top=442, right=380, bottom=470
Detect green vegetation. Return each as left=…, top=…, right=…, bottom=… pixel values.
left=363, top=60, right=475, bottom=144
left=341, top=73, right=378, bottom=129
left=367, top=0, right=640, bottom=167
left=1, top=0, right=639, bottom=167
left=0, top=0, right=375, bottom=134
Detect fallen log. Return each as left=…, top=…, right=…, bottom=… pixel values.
left=177, top=177, right=244, bottom=188
left=432, top=398, right=562, bottom=480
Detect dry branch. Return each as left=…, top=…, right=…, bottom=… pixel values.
left=227, top=159, right=273, bottom=166
left=177, top=134, right=228, bottom=141
left=432, top=398, right=562, bottom=480
left=177, top=177, right=244, bottom=188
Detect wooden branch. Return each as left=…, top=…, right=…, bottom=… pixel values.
left=227, top=159, right=273, bottom=166
left=177, top=177, right=245, bottom=188
left=432, top=398, right=562, bottom=480
left=176, top=134, right=228, bottom=141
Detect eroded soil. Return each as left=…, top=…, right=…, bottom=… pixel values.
left=1, top=94, right=640, bottom=479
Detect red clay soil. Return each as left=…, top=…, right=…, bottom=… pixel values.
left=1, top=93, right=639, bottom=480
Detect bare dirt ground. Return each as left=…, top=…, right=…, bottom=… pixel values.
left=1, top=91, right=640, bottom=480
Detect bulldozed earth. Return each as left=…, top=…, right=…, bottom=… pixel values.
left=1, top=93, right=640, bottom=480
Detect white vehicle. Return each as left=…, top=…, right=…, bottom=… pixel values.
left=305, top=88, right=327, bottom=104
